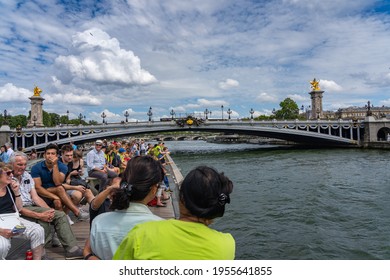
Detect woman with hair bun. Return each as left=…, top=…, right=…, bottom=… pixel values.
left=114, top=165, right=235, bottom=260
left=87, top=156, right=164, bottom=260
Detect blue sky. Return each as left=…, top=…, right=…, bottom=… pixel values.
left=1, top=0, right=390, bottom=122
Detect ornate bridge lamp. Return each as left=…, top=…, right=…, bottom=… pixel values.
left=3, top=109, right=8, bottom=125
left=365, top=101, right=373, bottom=117
left=170, top=109, right=175, bottom=120
left=249, top=108, right=254, bottom=120
left=66, top=110, right=69, bottom=126
left=101, top=112, right=106, bottom=124
left=78, top=113, right=83, bottom=125
left=227, top=108, right=232, bottom=120
left=204, top=108, right=210, bottom=120
left=221, top=105, right=224, bottom=121
left=32, top=115, right=37, bottom=127
left=147, top=107, right=153, bottom=122
left=124, top=110, right=129, bottom=122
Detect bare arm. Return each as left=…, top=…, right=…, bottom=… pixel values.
left=30, top=187, right=50, bottom=208
left=51, top=159, right=65, bottom=186
left=91, top=178, right=120, bottom=210
left=33, top=177, right=60, bottom=200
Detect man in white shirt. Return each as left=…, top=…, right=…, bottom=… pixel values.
left=86, top=140, right=118, bottom=192
left=5, top=143, right=14, bottom=158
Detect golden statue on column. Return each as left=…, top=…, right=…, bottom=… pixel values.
left=310, top=78, right=321, bottom=91
left=33, top=86, right=42, bottom=96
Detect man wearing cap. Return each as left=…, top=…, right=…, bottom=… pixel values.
left=86, top=140, right=118, bottom=192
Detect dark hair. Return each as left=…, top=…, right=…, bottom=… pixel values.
left=60, top=144, right=73, bottom=154
left=73, top=149, right=83, bottom=159
left=110, top=156, right=164, bottom=210
left=180, top=166, right=233, bottom=219
left=45, top=143, right=59, bottom=154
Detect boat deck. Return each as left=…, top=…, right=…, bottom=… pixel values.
left=8, top=157, right=182, bottom=260
left=46, top=196, right=176, bottom=260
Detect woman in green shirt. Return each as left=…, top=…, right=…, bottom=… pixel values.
left=114, top=165, right=235, bottom=260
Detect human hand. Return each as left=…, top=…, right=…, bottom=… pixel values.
left=41, top=209, right=55, bottom=222
left=10, top=177, right=20, bottom=194
left=0, top=228, right=15, bottom=239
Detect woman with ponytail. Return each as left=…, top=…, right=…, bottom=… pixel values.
left=87, top=156, right=164, bottom=260
left=114, top=166, right=235, bottom=260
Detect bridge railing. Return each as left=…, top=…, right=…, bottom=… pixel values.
left=5, top=118, right=364, bottom=151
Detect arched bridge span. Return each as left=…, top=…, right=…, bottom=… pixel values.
left=8, top=119, right=364, bottom=152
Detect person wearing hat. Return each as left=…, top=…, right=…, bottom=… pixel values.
left=86, top=140, right=118, bottom=192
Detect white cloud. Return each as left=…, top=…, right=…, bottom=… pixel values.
left=287, top=94, right=306, bottom=102
left=44, top=92, right=101, bottom=106
left=218, top=78, right=239, bottom=90
left=320, top=80, right=343, bottom=92
left=0, top=83, right=32, bottom=102
left=256, top=92, right=278, bottom=103
left=54, top=28, right=157, bottom=86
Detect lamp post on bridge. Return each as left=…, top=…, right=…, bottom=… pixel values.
left=227, top=108, right=232, bottom=120
left=101, top=112, right=106, bottom=124
left=249, top=108, right=254, bottom=120
left=3, top=109, right=8, bottom=125
left=170, top=109, right=175, bottom=120
left=221, top=105, right=224, bottom=121
left=147, top=107, right=153, bottom=122
left=78, top=113, right=83, bottom=125
left=124, top=110, right=129, bottom=122
left=66, top=110, right=69, bottom=126
left=204, top=108, right=211, bottom=120
left=365, top=101, right=373, bottom=116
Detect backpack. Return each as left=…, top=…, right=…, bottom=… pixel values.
left=111, top=153, right=121, bottom=168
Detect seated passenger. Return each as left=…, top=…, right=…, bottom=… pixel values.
left=86, top=140, right=118, bottom=192
left=60, top=145, right=94, bottom=205
left=10, top=152, right=84, bottom=259
left=0, top=164, right=45, bottom=260
left=30, top=144, right=88, bottom=220
left=85, top=156, right=164, bottom=260
left=114, top=165, right=235, bottom=260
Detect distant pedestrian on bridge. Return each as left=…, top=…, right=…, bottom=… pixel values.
left=86, top=140, right=118, bottom=192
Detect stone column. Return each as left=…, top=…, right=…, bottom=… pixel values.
left=27, top=95, right=45, bottom=127
left=309, top=90, right=324, bottom=119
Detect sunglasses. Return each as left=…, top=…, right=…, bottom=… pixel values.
left=96, top=144, right=102, bottom=146
left=4, top=171, right=12, bottom=176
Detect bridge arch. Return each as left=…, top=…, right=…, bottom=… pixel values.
left=377, top=127, right=390, bottom=141
left=5, top=120, right=364, bottom=152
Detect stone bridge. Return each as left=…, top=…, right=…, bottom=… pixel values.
left=3, top=117, right=386, bottom=151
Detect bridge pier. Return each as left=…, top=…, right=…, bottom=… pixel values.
left=363, top=116, right=390, bottom=148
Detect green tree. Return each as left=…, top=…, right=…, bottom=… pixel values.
left=273, top=98, right=300, bottom=120
left=9, top=115, right=28, bottom=128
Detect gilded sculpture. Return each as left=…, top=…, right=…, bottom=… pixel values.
left=33, top=86, right=42, bottom=96
left=310, top=78, right=321, bottom=91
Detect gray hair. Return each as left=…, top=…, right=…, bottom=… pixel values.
left=9, top=151, right=28, bottom=164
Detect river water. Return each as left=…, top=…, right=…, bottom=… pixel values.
left=165, top=140, right=390, bottom=260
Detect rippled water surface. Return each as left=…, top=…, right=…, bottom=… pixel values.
left=166, top=141, right=390, bottom=260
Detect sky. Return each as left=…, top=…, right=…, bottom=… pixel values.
left=1, top=0, right=390, bottom=123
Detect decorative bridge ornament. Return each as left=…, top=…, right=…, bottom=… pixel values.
left=175, top=115, right=205, bottom=127
left=3, top=119, right=370, bottom=152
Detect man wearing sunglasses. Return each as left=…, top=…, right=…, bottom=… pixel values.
left=86, top=140, right=118, bottom=192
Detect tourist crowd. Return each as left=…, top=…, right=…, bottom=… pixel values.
left=0, top=138, right=235, bottom=260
